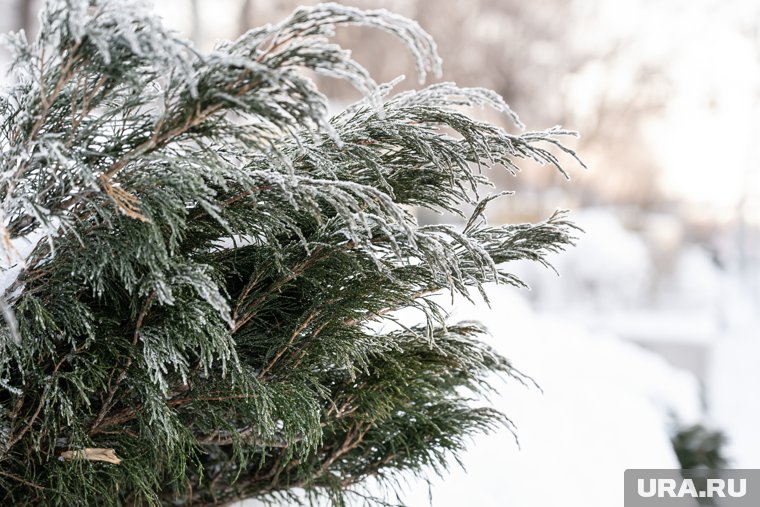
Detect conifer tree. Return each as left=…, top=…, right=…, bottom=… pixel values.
left=0, top=1, right=582, bottom=505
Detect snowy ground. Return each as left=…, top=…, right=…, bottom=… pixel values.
left=517, top=209, right=760, bottom=471
left=372, top=286, right=703, bottom=507
left=708, top=325, right=760, bottom=468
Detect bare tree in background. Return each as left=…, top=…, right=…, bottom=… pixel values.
left=189, top=0, right=201, bottom=46
left=0, top=0, right=37, bottom=35
left=239, top=0, right=254, bottom=36
left=17, top=0, right=35, bottom=33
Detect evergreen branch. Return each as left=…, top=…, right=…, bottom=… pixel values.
left=258, top=309, right=319, bottom=379
left=3, top=350, right=69, bottom=452
left=0, top=1, right=582, bottom=505
left=89, top=292, right=155, bottom=434
left=231, top=246, right=325, bottom=333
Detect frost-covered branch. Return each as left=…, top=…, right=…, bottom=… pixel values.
left=0, top=1, right=582, bottom=505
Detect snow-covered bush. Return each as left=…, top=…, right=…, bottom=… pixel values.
left=0, top=1, right=582, bottom=504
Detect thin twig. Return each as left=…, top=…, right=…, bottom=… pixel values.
left=90, top=292, right=155, bottom=433
left=0, top=470, right=46, bottom=491
left=258, top=310, right=319, bottom=378
left=4, top=353, right=69, bottom=451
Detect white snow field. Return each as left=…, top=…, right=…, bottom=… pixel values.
left=512, top=210, right=760, bottom=471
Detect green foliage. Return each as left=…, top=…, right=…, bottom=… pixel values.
left=0, top=1, right=581, bottom=505
left=672, top=423, right=729, bottom=471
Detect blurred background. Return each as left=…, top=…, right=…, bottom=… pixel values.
left=2, top=1, right=758, bottom=505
